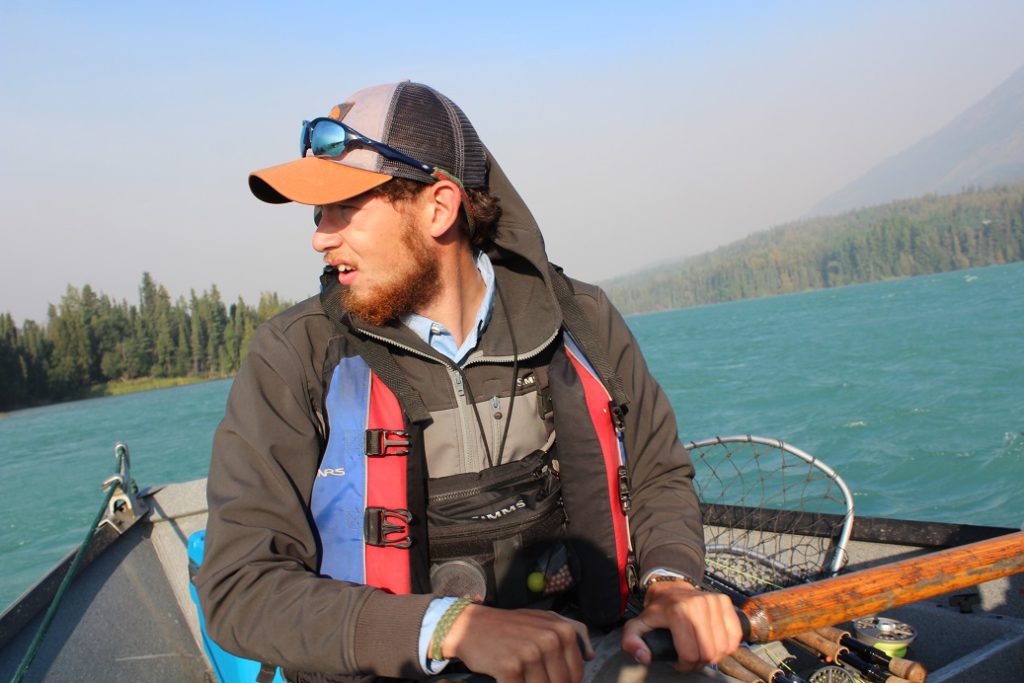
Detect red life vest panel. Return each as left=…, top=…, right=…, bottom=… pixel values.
left=311, top=356, right=411, bottom=594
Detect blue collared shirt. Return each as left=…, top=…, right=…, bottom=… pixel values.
left=401, top=249, right=495, bottom=365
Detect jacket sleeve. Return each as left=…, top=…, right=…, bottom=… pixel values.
left=195, top=319, right=433, bottom=678
left=580, top=283, right=706, bottom=582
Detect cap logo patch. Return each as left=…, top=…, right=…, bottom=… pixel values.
left=328, top=102, right=355, bottom=121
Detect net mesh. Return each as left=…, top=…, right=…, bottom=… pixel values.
left=689, top=436, right=854, bottom=596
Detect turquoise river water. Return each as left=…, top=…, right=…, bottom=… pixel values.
left=1, top=262, right=1022, bottom=609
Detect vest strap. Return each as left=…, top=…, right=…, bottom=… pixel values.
left=548, top=264, right=630, bottom=413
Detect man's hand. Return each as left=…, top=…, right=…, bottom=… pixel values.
left=443, top=604, right=594, bottom=683
left=621, top=580, right=742, bottom=671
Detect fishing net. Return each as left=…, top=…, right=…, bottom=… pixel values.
left=689, top=435, right=855, bottom=596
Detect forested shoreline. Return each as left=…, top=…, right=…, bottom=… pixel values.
left=0, top=274, right=291, bottom=411
left=4, top=185, right=1024, bottom=411
left=605, top=184, right=1024, bottom=314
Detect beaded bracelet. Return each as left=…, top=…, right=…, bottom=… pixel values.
left=643, top=573, right=702, bottom=591
left=429, top=597, right=474, bottom=662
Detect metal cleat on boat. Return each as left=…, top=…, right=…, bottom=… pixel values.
left=99, top=442, right=149, bottom=534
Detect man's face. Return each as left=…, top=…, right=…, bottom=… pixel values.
left=313, top=190, right=441, bottom=326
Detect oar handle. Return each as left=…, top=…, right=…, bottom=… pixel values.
left=740, top=530, right=1024, bottom=643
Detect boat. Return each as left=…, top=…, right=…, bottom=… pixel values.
left=1, top=438, right=1021, bottom=682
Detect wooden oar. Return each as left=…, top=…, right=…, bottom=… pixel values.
left=739, top=530, right=1024, bottom=643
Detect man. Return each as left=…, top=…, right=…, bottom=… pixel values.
left=197, top=81, right=740, bottom=683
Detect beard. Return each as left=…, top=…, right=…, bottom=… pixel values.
left=340, top=221, right=442, bottom=327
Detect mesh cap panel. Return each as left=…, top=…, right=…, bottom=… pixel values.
left=380, top=83, right=487, bottom=189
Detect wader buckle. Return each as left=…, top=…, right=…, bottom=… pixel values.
left=365, top=507, right=412, bottom=548
left=365, top=429, right=410, bottom=457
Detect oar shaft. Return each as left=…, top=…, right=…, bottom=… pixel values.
left=741, top=530, right=1024, bottom=643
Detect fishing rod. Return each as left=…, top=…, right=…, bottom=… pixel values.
left=788, top=624, right=915, bottom=683
left=640, top=634, right=808, bottom=683
left=815, top=626, right=926, bottom=682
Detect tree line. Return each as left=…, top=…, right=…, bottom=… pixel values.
left=605, top=183, right=1024, bottom=314
left=0, top=274, right=292, bottom=411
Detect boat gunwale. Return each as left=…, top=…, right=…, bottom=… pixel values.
left=702, top=502, right=1017, bottom=548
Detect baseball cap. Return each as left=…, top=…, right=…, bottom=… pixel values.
left=249, top=81, right=487, bottom=206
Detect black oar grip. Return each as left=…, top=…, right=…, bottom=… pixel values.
left=640, top=629, right=676, bottom=661
left=640, top=609, right=752, bottom=661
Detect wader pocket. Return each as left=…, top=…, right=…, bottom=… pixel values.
left=426, top=447, right=573, bottom=608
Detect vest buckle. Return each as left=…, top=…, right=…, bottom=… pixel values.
left=617, top=465, right=632, bottom=514
left=364, top=507, right=412, bottom=548
left=609, top=402, right=626, bottom=431
left=365, top=429, right=410, bottom=457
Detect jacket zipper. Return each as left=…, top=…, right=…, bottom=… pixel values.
left=354, top=326, right=560, bottom=470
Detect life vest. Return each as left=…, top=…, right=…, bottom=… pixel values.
left=310, top=334, right=634, bottom=625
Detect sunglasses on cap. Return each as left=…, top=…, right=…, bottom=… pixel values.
left=301, top=117, right=476, bottom=228
left=300, top=117, right=436, bottom=175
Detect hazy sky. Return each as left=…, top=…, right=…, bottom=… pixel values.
left=3, top=1, right=1024, bottom=324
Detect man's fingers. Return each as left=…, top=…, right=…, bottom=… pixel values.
left=621, top=615, right=656, bottom=665
left=534, top=622, right=574, bottom=683
left=668, top=614, right=702, bottom=671
left=555, top=623, right=587, bottom=682
left=448, top=606, right=586, bottom=683
left=520, top=641, right=552, bottom=683
left=694, top=594, right=742, bottom=664
left=559, top=613, right=594, bottom=661
left=724, top=597, right=745, bottom=651
left=626, top=585, right=744, bottom=670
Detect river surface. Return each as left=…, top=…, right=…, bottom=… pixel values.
left=1, top=262, right=1022, bottom=609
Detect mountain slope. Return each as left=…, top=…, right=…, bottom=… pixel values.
left=604, top=184, right=1024, bottom=315
left=809, top=64, right=1024, bottom=217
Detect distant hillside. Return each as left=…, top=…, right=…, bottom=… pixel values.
left=604, top=183, right=1024, bottom=315
left=810, top=64, right=1024, bottom=216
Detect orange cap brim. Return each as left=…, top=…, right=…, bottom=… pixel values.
left=248, top=156, right=393, bottom=205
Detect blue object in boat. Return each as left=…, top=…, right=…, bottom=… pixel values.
left=187, top=529, right=285, bottom=683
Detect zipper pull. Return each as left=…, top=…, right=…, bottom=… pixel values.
left=453, top=372, right=465, bottom=397
left=491, top=396, right=503, bottom=419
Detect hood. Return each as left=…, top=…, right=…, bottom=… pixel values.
left=475, top=147, right=563, bottom=358
left=483, top=147, right=555, bottom=285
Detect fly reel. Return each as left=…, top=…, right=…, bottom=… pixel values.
left=853, top=615, right=917, bottom=658
left=809, top=665, right=855, bottom=683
